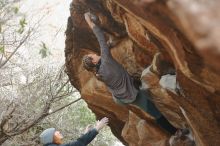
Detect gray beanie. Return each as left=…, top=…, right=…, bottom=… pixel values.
left=40, top=128, right=56, bottom=145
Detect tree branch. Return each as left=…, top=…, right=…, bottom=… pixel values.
left=49, top=97, right=82, bottom=115
left=0, top=30, right=31, bottom=69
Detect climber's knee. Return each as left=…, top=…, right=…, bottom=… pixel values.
left=112, top=96, right=127, bottom=105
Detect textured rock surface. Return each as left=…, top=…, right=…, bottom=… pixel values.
left=65, top=0, right=220, bottom=145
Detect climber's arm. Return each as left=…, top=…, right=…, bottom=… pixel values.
left=84, top=12, right=111, bottom=60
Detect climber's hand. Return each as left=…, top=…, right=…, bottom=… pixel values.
left=95, top=117, right=109, bottom=131
left=84, top=12, right=96, bottom=29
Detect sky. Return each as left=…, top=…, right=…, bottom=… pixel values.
left=19, top=0, right=72, bottom=67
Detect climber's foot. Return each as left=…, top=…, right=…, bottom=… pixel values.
left=170, top=129, right=195, bottom=146
left=174, top=128, right=192, bottom=139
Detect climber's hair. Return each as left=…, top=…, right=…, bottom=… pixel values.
left=82, top=55, right=96, bottom=72
left=82, top=55, right=103, bottom=81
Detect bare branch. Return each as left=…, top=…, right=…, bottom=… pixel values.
left=0, top=30, right=31, bottom=69
left=6, top=96, right=81, bottom=136
left=7, top=102, right=50, bottom=136
left=54, top=79, right=70, bottom=98
left=49, top=97, right=82, bottom=115
left=0, top=103, right=16, bottom=135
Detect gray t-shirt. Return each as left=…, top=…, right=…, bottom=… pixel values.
left=92, top=26, right=138, bottom=103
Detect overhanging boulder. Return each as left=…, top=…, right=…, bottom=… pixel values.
left=65, top=0, right=220, bottom=145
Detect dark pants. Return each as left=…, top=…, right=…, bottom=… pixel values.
left=132, top=90, right=177, bottom=134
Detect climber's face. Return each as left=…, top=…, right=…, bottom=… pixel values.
left=53, top=131, right=63, bottom=144
left=88, top=54, right=101, bottom=65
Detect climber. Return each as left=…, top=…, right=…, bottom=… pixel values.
left=82, top=12, right=177, bottom=134
left=39, top=117, right=109, bottom=146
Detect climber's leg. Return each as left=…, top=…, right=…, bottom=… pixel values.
left=131, top=90, right=162, bottom=119
left=131, top=90, right=177, bottom=134
left=156, top=115, right=177, bottom=135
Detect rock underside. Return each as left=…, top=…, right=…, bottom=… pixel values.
left=65, top=0, right=220, bottom=146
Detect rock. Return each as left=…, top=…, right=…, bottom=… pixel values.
left=65, top=0, right=220, bottom=145
left=122, top=111, right=168, bottom=146
left=159, top=74, right=176, bottom=93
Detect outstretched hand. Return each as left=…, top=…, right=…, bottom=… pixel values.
left=95, top=117, right=109, bottom=131
left=84, top=12, right=96, bottom=29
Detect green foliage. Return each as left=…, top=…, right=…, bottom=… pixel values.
left=19, top=17, right=27, bottom=27
left=76, top=101, right=96, bottom=125
left=0, top=46, right=4, bottom=53
left=17, top=17, right=27, bottom=34
left=39, top=42, right=51, bottom=58
left=13, top=6, right=19, bottom=14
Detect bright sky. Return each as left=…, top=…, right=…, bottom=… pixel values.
left=19, top=0, right=72, bottom=67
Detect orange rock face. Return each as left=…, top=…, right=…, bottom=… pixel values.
left=65, top=0, right=220, bottom=145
